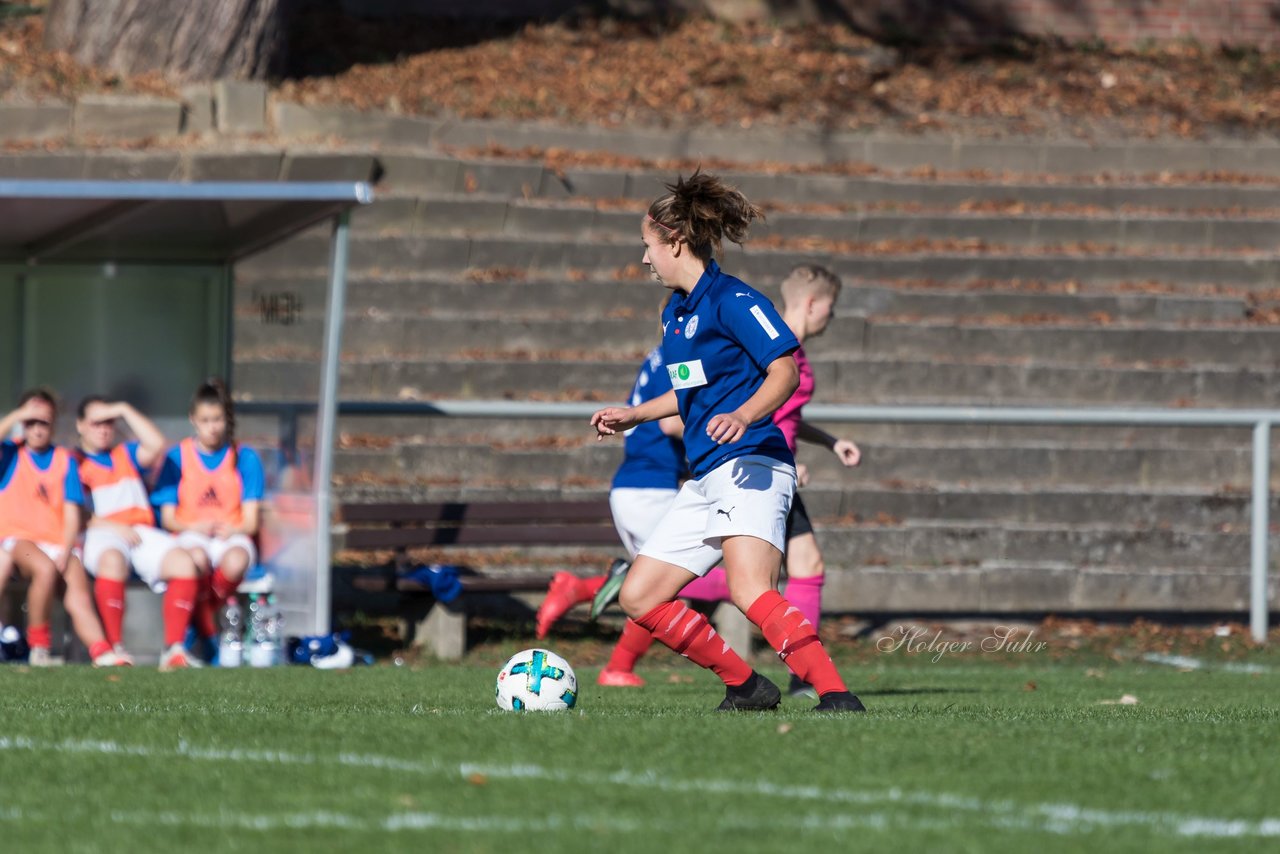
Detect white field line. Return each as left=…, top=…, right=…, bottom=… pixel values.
left=1141, top=653, right=1270, bottom=674
left=1, top=735, right=1277, bottom=839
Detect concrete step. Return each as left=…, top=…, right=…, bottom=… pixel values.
left=235, top=273, right=1249, bottom=324
left=232, top=353, right=1279, bottom=408
left=386, top=195, right=1280, bottom=252
left=331, top=481, right=1273, bottom=529
left=809, top=521, right=1277, bottom=571
left=324, top=414, right=1266, bottom=451
left=232, top=310, right=1280, bottom=370
left=376, top=153, right=1280, bottom=211
left=238, top=232, right=1280, bottom=288
left=821, top=563, right=1272, bottom=613
left=329, top=439, right=1272, bottom=490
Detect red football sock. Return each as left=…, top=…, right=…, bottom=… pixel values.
left=163, top=578, right=199, bottom=647
left=747, top=590, right=847, bottom=696
left=209, top=568, right=237, bottom=601
left=580, top=576, right=606, bottom=599
left=27, top=623, right=51, bottom=650
left=635, top=600, right=752, bottom=687
left=605, top=619, right=655, bottom=674
left=194, top=576, right=218, bottom=638
left=94, top=578, right=127, bottom=646
left=88, top=639, right=112, bottom=660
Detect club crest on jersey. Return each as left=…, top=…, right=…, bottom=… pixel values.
left=667, top=359, right=708, bottom=390
left=684, top=315, right=699, bottom=338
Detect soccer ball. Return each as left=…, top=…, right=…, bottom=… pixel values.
left=495, top=648, right=578, bottom=711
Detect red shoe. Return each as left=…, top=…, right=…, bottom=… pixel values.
left=597, top=668, right=645, bottom=687
left=535, top=572, right=589, bottom=639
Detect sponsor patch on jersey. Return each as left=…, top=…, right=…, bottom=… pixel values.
left=667, top=359, right=708, bottom=390
left=749, top=304, right=781, bottom=340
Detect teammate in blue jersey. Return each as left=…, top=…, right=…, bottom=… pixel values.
left=536, top=344, right=688, bottom=685
left=591, top=171, right=863, bottom=712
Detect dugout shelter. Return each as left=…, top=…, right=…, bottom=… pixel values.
left=0, top=180, right=372, bottom=637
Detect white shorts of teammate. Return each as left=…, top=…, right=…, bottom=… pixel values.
left=638, top=454, right=796, bottom=577
left=609, top=487, right=678, bottom=558
left=176, top=532, right=258, bottom=569
left=83, top=525, right=184, bottom=593
left=1, top=538, right=83, bottom=564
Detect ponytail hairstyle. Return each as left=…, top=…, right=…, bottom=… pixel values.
left=191, top=376, right=237, bottom=463
left=645, top=169, right=764, bottom=263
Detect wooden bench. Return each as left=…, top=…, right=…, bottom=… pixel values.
left=336, top=500, right=754, bottom=661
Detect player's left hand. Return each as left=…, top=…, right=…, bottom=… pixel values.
left=833, top=439, right=861, bottom=467
left=796, top=462, right=810, bottom=487
left=706, top=412, right=747, bottom=445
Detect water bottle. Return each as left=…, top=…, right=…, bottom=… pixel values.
left=218, top=597, right=244, bottom=668
left=248, top=593, right=273, bottom=668
left=265, top=594, right=284, bottom=666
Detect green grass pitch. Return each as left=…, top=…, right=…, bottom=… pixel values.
left=0, top=646, right=1277, bottom=853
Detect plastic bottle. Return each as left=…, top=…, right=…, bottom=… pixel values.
left=265, top=594, right=284, bottom=666
left=218, top=596, right=244, bottom=668
left=248, top=593, right=273, bottom=668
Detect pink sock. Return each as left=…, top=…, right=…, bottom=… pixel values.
left=680, top=567, right=731, bottom=602
left=785, top=574, right=824, bottom=632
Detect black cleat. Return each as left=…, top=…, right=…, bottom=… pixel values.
left=813, top=690, right=867, bottom=713
left=787, top=674, right=818, bottom=699
left=589, top=558, right=631, bottom=621
left=717, top=672, right=782, bottom=712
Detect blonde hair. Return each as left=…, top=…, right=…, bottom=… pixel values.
left=645, top=170, right=763, bottom=263
left=780, top=264, right=842, bottom=309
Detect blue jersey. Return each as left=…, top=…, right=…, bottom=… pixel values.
left=0, top=440, right=84, bottom=504
left=660, top=260, right=799, bottom=478
left=151, top=443, right=265, bottom=507
left=612, top=347, right=686, bottom=490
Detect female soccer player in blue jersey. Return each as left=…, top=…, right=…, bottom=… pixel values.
left=591, top=172, right=864, bottom=712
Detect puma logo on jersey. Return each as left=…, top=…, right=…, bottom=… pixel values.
left=716, top=507, right=734, bottom=522
left=198, top=486, right=221, bottom=506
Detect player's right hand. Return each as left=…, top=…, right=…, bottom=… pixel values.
left=590, top=407, right=633, bottom=440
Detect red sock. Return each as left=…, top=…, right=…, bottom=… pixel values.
left=634, top=600, right=752, bottom=687
left=89, top=639, right=112, bottom=660
left=209, top=568, right=237, bottom=601
left=27, top=623, right=51, bottom=650
left=94, top=578, right=127, bottom=646
left=605, top=619, right=655, bottom=674
left=194, top=576, right=218, bottom=638
left=580, top=576, right=606, bottom=599
left=747, top=590, right=847, bottom=696
left=163, top=578, right=200, bottom=647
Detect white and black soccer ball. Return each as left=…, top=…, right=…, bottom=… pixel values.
left=495, top=648, right=578, bottom=711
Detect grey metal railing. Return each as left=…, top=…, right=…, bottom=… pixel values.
left=241, top=400, right=1277, bottom=643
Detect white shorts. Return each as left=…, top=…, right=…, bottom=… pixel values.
left=176, top=532, right=258, bottom=569
left=1, top=538, right=82, bottom=564
left=83, top=525, right=184, bottom=592
left=638, top=455, right=796, bottom=577
left=609, top=488, right=678, bottom=558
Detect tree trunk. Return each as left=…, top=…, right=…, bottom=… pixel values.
left=43, top=0, right=288, bottom=81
